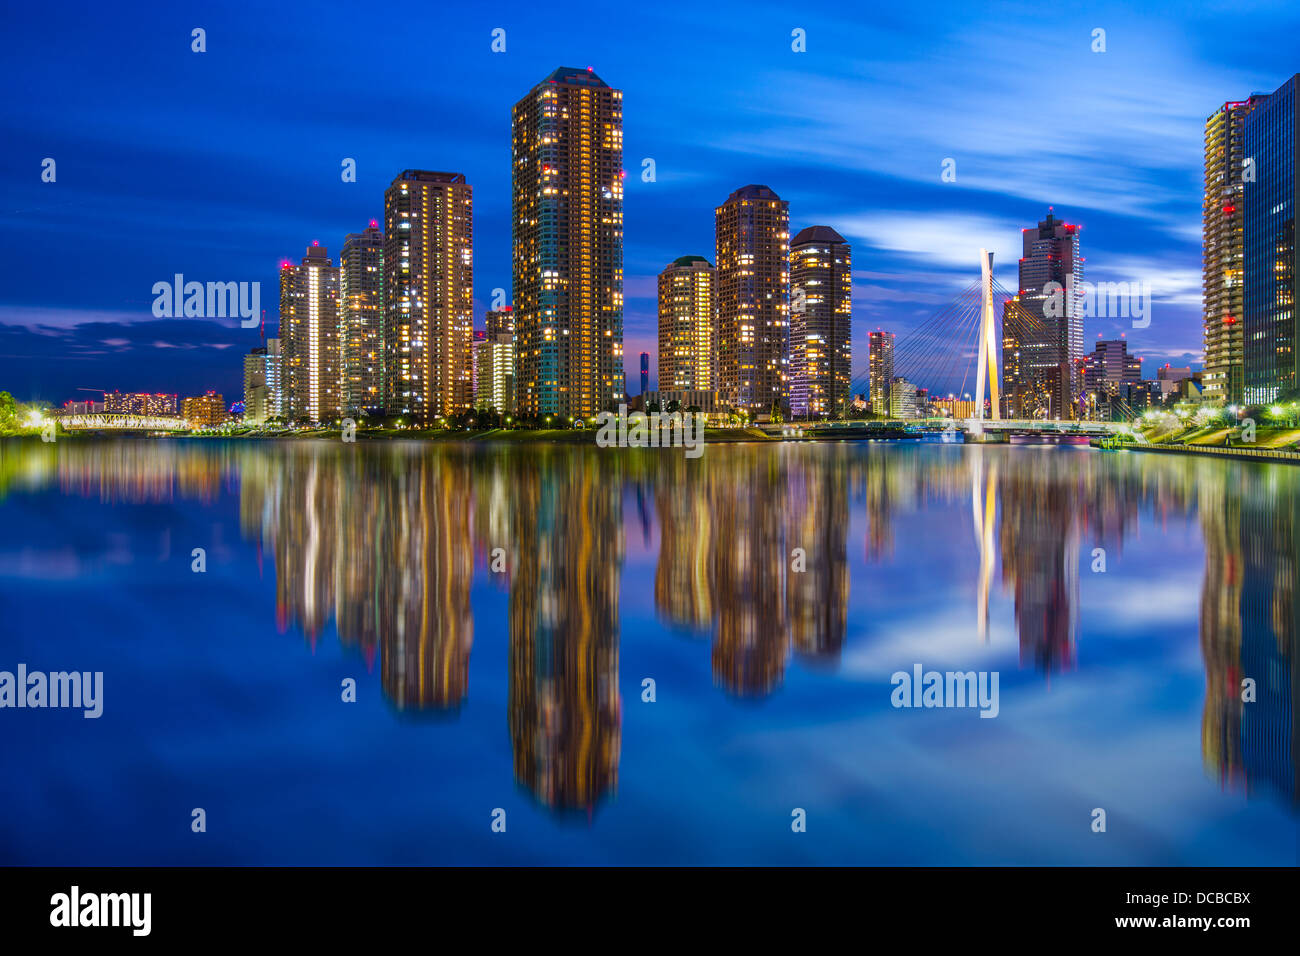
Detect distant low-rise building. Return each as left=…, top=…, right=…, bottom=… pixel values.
left=889, top=377, right=918, bottom=419
left=182, top=391, right=228, bottom=427
left=473, top=310, right=514, bottom=415
left=933, top=397, right=978, bottom=419
left=1096, top=381, right=1161, bottom=420
left=62, top=400, right=103, bottom=415
left=632, top=389, right=724, bottom=422
left=1157, top=364, right=1193, bottom=399
left=103, top=391, right=178, bottom=416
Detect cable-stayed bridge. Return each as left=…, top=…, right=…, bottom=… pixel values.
left=842, top=250, right=1123, bottom=433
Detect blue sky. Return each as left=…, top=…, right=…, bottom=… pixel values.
left=1, top=0, right=1298, bottom=402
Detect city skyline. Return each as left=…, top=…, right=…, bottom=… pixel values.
left=6, top=3, right=1300, bottom=403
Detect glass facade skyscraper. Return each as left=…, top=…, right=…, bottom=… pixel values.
left=1203, top=97, right=1266, bottom=406
left=1243, top=75, right=1298, bottom=404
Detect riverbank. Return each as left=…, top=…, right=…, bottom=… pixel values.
left=1094, top=438, right=1300, bottom=464
left=5, top=424, right=923, bottom=444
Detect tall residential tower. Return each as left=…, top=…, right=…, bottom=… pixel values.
left=341, top=221, right=384, bottom=416
left=383, top=170, right=474, bottom=421
left=280, top=243, right=342, bottom=422
left=790, top=226, right=852, bottom=419
left=657, top=255, right=715, bottom=392
left=868, top=329, right=894, bottom=416
left=511, top=67, right=624, bottom=421
left=1203, top=97, right=1267, bottom=406
left=715, top=185, right=789, bottom=418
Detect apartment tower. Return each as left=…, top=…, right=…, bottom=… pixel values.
left=868, top=329, right=894, bottom=416
left=657, top=255, right=715, bottom=392
left=280, top=243, right=342, bottom=422
left=383, top=170, right=474, bottom=421
left=790, top=226, right=852, bottom=419
left=715, top=184, right=789, bottom=418
left=511, top=67, right=624, bottom=420
left=341, top=221, right=384, bottom=415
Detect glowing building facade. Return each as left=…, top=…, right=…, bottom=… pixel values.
left=511, top=67, right=624, bottom=421
left=657, top=255, right=715, bottom=393
left=280, top=243, right=342, bottom=422
left=715, top=185, right=789, bottom=418
left=790, top=226, right=852, bottom=419
left=383, top=170, right=474, bottom=421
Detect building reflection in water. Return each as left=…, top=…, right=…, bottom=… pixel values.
left=1201, top=462, right=1298, bottom=807
left=507, top=451, right=623, bottom=811
left=1, top=438, right=1293, bottom=810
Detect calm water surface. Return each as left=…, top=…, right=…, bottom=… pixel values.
left=0, top=438, right=1295, bottom=864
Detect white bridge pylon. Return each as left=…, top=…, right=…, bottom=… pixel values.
left=974, top=249, right=1001, bottom=423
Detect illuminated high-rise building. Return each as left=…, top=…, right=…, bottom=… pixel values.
left=340, top=221, right=384, bottom=415
left=243, top=338, right=282, bottom=423
left=1243, top=74, right=1299, bottom=404
left=790, top=226, right=852, bottom=419
left=511, top=67, right=624, bottom=421
left=474, top=310, right=515, bottom=415
left=1004, top=211, right=1083, bottom=419
left=1203, top=97, right=1266, bottom=406
left=383, top=170, right=474, bottom=421
left=868, top=330, right=894, bottom=416
left=280, top=243, right=342, bottom=422
left=715, top=185, right=789, bottom=418
left=657, top=255, right=715, bottom=392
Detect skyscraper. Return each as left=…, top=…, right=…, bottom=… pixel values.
left=868, top=329, right=894, bottom=416
left=1004, top=210, right=1083, bottom=419
left=341, top=221, right=384, bottom=416
left=657, top=255, right=715, bottom=392
left=383, top=170, right=474, bottom=421
left=243, top=338, right=282, bottom=423
left=511, top=67, right=624, bottom=421
left=1203, top=97, right=1266, bottom=406
left=1243, top=74, right=1299, bottom=404
left=790, top=226, right=852, bottom=419
left=715, top=185, right=789, bottom=418
left=639, top=352, right=649, bottom=395
left=280, top=243, right=342, bottom=422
